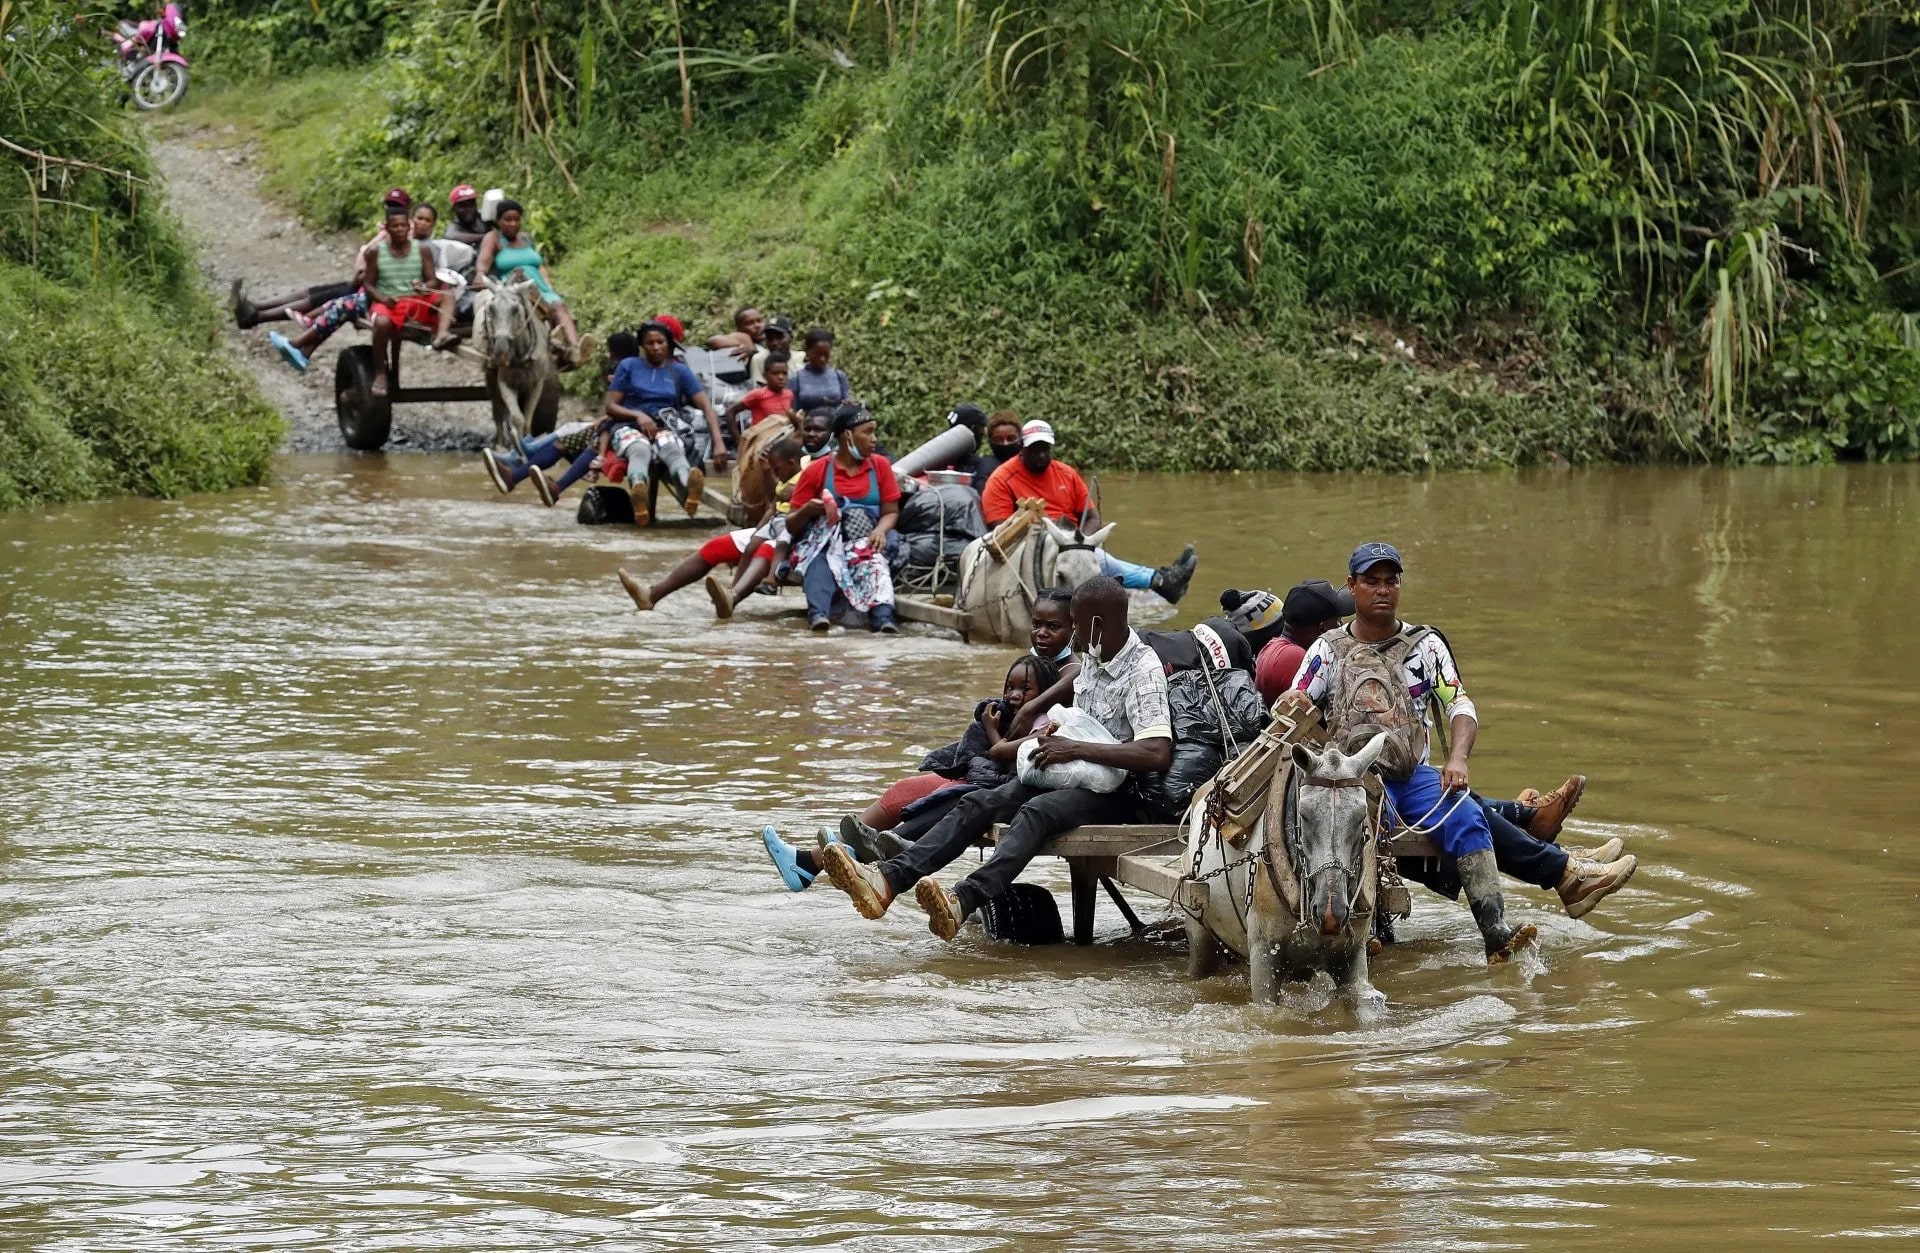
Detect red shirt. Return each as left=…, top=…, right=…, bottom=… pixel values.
left=740, top=386, right=795, bottom=427
left=788, top=454, right=901, bottom=511
left=1253, top=637, right=1307, bottom=707
left=980, top=456, right=1092, bottom=525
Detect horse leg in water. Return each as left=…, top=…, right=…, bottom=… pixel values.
left=1247, top=864, right=1284, bottom=1004
left=487, top=369, right=525, bottom=451
left=1185, top=912, right=1223, bottom=979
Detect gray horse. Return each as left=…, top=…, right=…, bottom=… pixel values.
left=952, top=512, right=1110, bottom=645
left=1184, top=731, right=1390, bottom=1003
left=473, top=278, right=559, bottom=450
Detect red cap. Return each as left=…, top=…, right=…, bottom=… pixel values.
left=383, top=187, right=412, bottom=208
left=449, top=184, right=477, bottom=205
left=652, top=314, right=686, bottom=343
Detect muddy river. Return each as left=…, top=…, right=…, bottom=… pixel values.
left=1, top=455, right=1915, bottom=1247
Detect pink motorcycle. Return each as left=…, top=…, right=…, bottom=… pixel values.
left=108, top=2, right=189, bottom=110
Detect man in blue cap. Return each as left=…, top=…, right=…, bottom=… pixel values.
left=1283, top=542, right=1637, bottom=966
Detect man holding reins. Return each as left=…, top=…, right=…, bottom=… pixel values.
left=1282, top=542, right=1638, bottom=966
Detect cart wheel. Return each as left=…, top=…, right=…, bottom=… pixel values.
left=530, top=378, right=560, bottom=437
left=335, top=345, right=392, bottom=451
left=980, top=884, right=1064, bottom=945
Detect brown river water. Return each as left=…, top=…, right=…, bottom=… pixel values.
left=1, top=454, right=1916, bottom=1248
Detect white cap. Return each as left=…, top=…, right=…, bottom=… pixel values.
left=1019, top=419, right=1056, bottom=447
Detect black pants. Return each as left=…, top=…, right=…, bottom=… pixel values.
left=309, top=279, right=356, bottom=305
left=1483, top=799, right=1569, bottom=889
left=877, top=778, right=1138, bottom=915
left=894, top=788, right=970, bottom=843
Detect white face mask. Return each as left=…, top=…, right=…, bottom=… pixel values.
left=1078, top=616, right=1104, bottom=671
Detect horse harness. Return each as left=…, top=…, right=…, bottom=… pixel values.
left=1186, top=766, right=1385, bottom=932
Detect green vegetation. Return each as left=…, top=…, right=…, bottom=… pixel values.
left=0, top=5, right=281, bottom=512
left=179, top=1, right=1920, bottom=467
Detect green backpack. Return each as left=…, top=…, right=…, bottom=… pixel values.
left=1320, top=624, right=1434, bottom=781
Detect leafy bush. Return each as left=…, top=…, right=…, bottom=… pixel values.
left=1748, top=302, right=1920, bottom=463
left=0, top=6, right=282, bottom=512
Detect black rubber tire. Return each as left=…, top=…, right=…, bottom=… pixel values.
left=980, top=883, right=1064, bottom=946
left=576, top=484, right=634, bottom=526
left=530, top=378, right=561, bottom=437
left=335, top=345, right=392, bottom=451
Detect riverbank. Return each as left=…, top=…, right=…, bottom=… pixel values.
left=0, top=12, right=280, bottom=512
left=165, top=71, right=1658, bottom=473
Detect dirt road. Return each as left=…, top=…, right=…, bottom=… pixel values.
left=152, top=126, right=509, bottom=453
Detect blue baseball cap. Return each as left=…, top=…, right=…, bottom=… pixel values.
left=1347, top=541, right=1403, bottom=575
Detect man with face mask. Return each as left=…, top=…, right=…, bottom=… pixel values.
left=970, top=411, right=1024, bottom=493
left=822, top=576, right=1172, bottom=941
left=979, top=420, right=1199, bottom=603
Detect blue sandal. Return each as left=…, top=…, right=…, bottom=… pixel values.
left=268, top=332, right=309, bottom=373
left=761, top=826, right=814, bottom=892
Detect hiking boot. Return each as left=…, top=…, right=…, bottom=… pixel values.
left=1150, top=545, right=1198, bottom=604
left=1518, top=775, right=1586, bottom=841
left=529, top=464, right=557, bottom=508
left=704, top=571, right=734, bottom=619
left=230, top=279, right=257, bottom=329
left=480, top=448, right=513, bottom=495
left=839, top=814, right=910, bottom=863
left=617, top=569, right=653, bottom=611
left=1574, top=837, right=1624, bottom=864
left=916, top=878, right=966, bottom=941
left=627, top=484, right=652, bottom=527
left=1557, top=853, right=1637, bottom=920
left=682, top=467, right=706, bottom=516
left=1459, top=849, right=1538, bottom=967
left=821, top=842, right=893, bottom=919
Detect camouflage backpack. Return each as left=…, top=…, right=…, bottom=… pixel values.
left=1320, top=624, right=1434, bottom=781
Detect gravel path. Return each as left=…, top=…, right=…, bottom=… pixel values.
left=152, top=126, right=554, bottom=453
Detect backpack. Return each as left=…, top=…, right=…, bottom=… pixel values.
left=1320, top=624, right=1435, bottom=781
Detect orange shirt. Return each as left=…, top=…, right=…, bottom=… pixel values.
left=980, top=456, right=1092, bottom=525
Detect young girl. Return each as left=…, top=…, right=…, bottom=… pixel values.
left=758, top=654, right=1060, bottom=891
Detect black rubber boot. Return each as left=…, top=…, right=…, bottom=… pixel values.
left=1150, top=544, right=1198, bottom=603
left=1458, top=849, right=1537, bottom=966
left=839, top=814, right=909, bottom=863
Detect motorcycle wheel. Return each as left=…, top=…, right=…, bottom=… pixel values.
left=131, top=62, right=188, bottom=110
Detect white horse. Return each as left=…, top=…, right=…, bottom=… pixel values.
left=1183, top=731, right=1391, bottom=1003
left=953, top=510, right=1110, bottom=645
left=472, top=277, right=558, bottom=450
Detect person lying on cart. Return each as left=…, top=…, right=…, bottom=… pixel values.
left=822, top=576, right=1172, bottom=940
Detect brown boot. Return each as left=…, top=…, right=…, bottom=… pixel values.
left=821, top=843, right=894, bottom=919
left=1557, top=854, right=1637, bottom=920
left=915, top=878, right=966, bottom=941
left=682, top=467, right=706, bottom=516
left=704, top=571, right=734, bottom=619
left=1574, top=837, right=1624, bottom=863
left=1518, top=775, right=1586, bottom=841
left=617, top=569, right=653, bottom=611
left=627, top=484, right=652, bottom=527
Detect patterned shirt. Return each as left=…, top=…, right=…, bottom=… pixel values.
left=1071, top=629, right=1173, bottom=743
left=1292, top=622, right=1477, bottom=747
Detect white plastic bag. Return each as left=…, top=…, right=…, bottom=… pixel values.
left=1016, top=706, right=1129, bottom=793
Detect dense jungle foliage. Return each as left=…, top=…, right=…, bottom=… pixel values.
left=80, top=1, right=1920, bottom=468
left=0, top=4, right=281, bottom=511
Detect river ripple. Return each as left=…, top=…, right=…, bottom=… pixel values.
left=1, top=455, right=1916, bottom=1248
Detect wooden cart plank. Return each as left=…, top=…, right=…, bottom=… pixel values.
left=895, top=597, right=972, bottom=638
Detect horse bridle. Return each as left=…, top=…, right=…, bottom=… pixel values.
left=1277, top=770, right=1372, bottom=930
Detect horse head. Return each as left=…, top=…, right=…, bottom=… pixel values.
left=1042, top=517, right=1113, bottom=591
left=1287, top=731, right=1389, bottom=938
left=477, top=277, right=541, bottom=372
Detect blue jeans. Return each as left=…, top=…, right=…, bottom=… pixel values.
left=1098, top=550, right=1155, bottom=590
left=1483, top=799, right=1570, bottom=888
left=1383, top=763, right=1493, bottom=858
